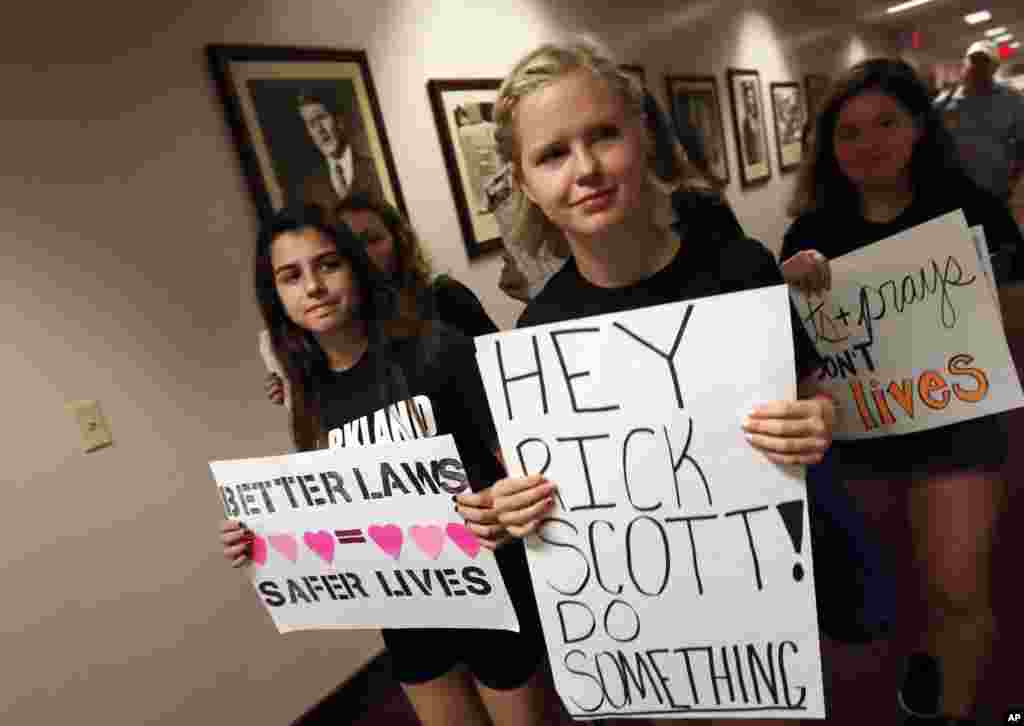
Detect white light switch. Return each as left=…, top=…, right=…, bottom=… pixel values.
left=67, top=400, right=114, bottom=453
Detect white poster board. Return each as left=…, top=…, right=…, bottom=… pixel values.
left=789, top=211, right=1023, bottom=440
left=210, top=435, right=520, bottom=634
left=475, top=287, right=825, bottom=719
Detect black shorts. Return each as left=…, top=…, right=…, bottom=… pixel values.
left=833, top=414, right=1007, bottom=480
left=381, top=539, right=546, bottom=690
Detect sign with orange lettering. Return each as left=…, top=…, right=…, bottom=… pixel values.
left=790, top=210, right=1024, bottom=439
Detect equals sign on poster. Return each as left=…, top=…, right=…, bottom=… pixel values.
left=335, top=528, right=366, bottom=545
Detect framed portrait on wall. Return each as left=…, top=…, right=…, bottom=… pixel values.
left=426, top=78, right=505, bottom=259
left=770, top=82, right=807, bottom=173
left=804, top=73, right=831, bottom=120
left=206, top=44, right=406, bottom=221
left=665, top=74, right=731, bottom=186
left=727, top=68, right=772, bottom=187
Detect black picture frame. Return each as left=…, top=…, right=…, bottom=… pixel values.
left=206, top=44, right=407, bottom=222
left=665, top=74, right=731, bottom=186
left=804, top=73, right=830, bottom=120
left=770, top=82, right=807, bottom=173
left=727, top=68, right=772, bottom=188
left=426, top=78, right=504, bottom=259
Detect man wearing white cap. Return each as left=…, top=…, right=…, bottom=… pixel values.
left=934, top=40, right=1024, bottom=204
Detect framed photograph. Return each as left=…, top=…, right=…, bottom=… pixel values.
left=665, top=74, right=731, bottom=186
left=770, top=82, right=807, bottom=173
left=727, top=68, right=772, bottom=187
left=426, top=79, right=505, bottom=259
left=206, top=44, right=406, bottom=221
left=804, top=74, right=830, bottom=119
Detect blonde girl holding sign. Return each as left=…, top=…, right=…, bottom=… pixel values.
left=486, top=40, right=836, bottom=725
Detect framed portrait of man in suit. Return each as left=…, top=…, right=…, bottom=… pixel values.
left=206, top=45, right=406, bottom=221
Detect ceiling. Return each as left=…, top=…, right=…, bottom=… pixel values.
left=852, top=0, right=1024, bottom=65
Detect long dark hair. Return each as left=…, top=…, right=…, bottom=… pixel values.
left=253, top=204, right=417, bottom=451
left=789, top=58, right=972, bottom=217
left=333, top=193, right=433, bottom=317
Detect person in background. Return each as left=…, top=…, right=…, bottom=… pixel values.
left=934, top=41, right=1024, bottom=279
left=490, top=161, right=568, bottom=303
left=487, top=38, right=836, bottom=726
left=225, top=204, right=546, bottom=726
left=782, top=58, right=1018, bottom=726
left=266, top=194, right=497, bottom=406
left=934, top=41, right=1024, bottom=205
left=784, top=109, right=897, bottom=652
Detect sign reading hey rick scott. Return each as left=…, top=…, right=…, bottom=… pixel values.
left=789, top=211, right=1024, bottom=440
left=210, top=435, right=520, bottom=633
left=474, top=286, right=825, bottom=720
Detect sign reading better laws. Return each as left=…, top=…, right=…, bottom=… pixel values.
left=475, top=286, right=825, bottom=720
left=789, top=211, right=1024, bottom=440
left=210, top=435, right=520, bottom=634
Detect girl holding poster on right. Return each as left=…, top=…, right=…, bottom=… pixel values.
left=781, top=59, right=1021, bottom=726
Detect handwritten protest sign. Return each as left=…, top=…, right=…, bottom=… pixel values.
left=475, top=287, right=825, bottom=719
left=210, top=435, right=520, bottom=634
left=789, top=211, right=1024, bottom=440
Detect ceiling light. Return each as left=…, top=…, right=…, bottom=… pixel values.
left=965, top=10, right=991, bottom=24
left=985, top=26, right=1008, bottom=36
left=886, top=0, right=933, bottom=14
left=994, top=33, right=1013, bottom=43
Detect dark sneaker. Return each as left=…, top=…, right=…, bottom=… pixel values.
left=898, top=652, right=943, bottom=721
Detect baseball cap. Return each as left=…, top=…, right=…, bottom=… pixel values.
left=966, top=40, right=1000, bottom=64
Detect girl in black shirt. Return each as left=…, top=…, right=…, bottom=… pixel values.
left=264, top=194, right=497, bottom=405
left=781, top=59, right=1015, bottom=725
left=484, top=40, right=837, bottom=726
left=221, top=205, right=545, bottom=726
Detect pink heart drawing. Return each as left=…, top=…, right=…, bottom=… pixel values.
left=303, top=530, right=335, bottom=564
left=368, top=524, right=403, bottom=560
left=409, top=525, right=445, bottom=560
left=249, top=535, right=268, bottom=566
left=446, top=522, right=481, bottom=559
left=268, top=534, right=299, bottom=563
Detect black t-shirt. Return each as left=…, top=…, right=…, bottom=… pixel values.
left=518, top=233, right=823, bottom=382
left=780, top=179, right=1023, bottom=263
left=317, top=324, right=502, bottom=489
left=671, top=187, right=745, bottom=242
left=781, top=182, right=1011, bottom=474
left=422, top=276, right=499, bottom=338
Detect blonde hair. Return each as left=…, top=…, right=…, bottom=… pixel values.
left=494, top=40, right=697, bottom=259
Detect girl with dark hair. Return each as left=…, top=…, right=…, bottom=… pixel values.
left=222, top=204, right=546, bottom=726
left=265, top=194, right=497, bottom=406
left=780, top=58, right=1020, bottom=725
left=334, top=193, right=498, bottom=337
